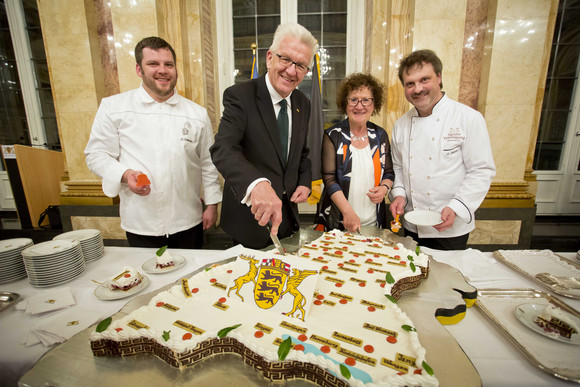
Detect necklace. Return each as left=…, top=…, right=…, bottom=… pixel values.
left=351, top=134, right=368, bottom=142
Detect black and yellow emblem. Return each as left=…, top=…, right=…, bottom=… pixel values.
left=254, top=259, right=289, bottom=309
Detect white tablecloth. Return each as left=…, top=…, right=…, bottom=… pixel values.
left=1, top=246, right=578, bottom=387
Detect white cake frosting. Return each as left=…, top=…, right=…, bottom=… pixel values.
left=92, top=230, right=438, bottom=386
left=156, top=250, right=174, bottom=267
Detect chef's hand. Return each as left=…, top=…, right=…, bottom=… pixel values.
left=342, top=207, right=361, bottom=234
left=250, top=181, right=282, bottom=235
left=202, top=204, right=218, bottom=230
left=434, top=206, right=456, bottom=232
left=290, top=185, right=311, bottom=203
left=367, top=185, right=389, bottom=204
left=122, top=169, right=150, bottom=196
left=389, top=196, right=406, bottom=219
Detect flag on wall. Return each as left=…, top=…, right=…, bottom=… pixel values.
left=307, top=52, right=323, bottom=205
left=251, top=43, right=258, bottom=79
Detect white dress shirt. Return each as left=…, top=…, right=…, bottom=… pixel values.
left=85, top=85, right=222, bottom=236
left=391, top=94, right=496, bottom=238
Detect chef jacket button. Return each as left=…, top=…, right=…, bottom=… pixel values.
left=427, top=192, right=431, bottom=196
left=410, top=137, right=413, bottom=141
left=437, top=118, right=440, bottom=122
left=432, top=137, right=435, bottom=141
left=429, top=157, right=432, bottom=160
left=410, top=173, right=413, bottom=176
left=427, top=176, right=430, bottom=179
left=410, top=155, right=413, bottom=159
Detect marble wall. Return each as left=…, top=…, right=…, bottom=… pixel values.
left=37, top=0, right=558, bottom=247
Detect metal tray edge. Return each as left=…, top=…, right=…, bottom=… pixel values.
left=476, top=288, right=580, bottom=383
left=493, top=251, right=580, bottom=300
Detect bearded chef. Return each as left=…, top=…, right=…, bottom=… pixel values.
left=389, top=49, right=496, bottom=250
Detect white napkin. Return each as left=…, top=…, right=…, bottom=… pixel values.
left=23, top=306, right=104, bottom=347
left=427, top=248, right=514, bottom=287
left=15, top=287, right=76, bottom=315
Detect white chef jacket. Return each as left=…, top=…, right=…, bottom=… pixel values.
left=391, top=94, right=496, bottom=238
left=84, top=85, right=222, bottom=236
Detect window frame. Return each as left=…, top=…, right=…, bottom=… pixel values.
left=4, top=0, right=47, bottom=148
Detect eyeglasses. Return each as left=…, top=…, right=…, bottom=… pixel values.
left=347, top=97, right=374, bottom=107
left=275, top=54, right=310, bottom=74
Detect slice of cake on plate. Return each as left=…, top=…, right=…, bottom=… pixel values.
left=109, top=266, right=142, bottom=291
left=534, top=304, right=579, bottom=339
left=155, top=246, right=174, bottom=269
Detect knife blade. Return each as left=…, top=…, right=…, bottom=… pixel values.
left=266, top=221, right=285, bottom=255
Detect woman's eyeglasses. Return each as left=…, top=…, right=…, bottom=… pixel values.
left=347, top=98, right=374, bottom=107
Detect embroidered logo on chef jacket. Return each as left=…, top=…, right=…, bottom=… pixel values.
left=442, top=126, right=465, bottom=155
left=181, top=121, right=193, bottom=143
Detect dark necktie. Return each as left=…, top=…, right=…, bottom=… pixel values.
left=277, top=99, right=289, bottom=164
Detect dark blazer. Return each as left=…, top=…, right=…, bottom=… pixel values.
left=210, top=75, right=312, bottom=248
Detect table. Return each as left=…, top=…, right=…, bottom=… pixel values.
left=2, top=244, right=579, bottom=387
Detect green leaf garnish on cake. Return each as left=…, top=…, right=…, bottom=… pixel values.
left=385, top=272, right=395, bottom=284
left=415, top=246, right=420, bottom=255
left=407, top=254, right=414, bottom=262
left=95, top=317, right=112, bottom=332
left=410, top=262, right=416, bottom=272
left=339, top=363, right=351, bottom=379
left=401, top=324, right=417, bottom=332
left=422, top=360, right=434, bottom=375
left=217, top=323, right=241, bottom=338
left=385, top=294, right=397, bottom=303
left=156, top=245, right=168, bottom=257
left=278, top=336, right=292, bottom=361
left=162, top=330, right=171, bottom=341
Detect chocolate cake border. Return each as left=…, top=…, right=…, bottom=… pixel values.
left=92, top=336, right=348, bottom=386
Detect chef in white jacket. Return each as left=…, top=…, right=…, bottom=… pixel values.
left=390, top=49, right=495, bottom=250
left=85, top=37, right=222, bottom=249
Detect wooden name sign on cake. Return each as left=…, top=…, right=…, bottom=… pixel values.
left=91, top=230, right=439, bottom=386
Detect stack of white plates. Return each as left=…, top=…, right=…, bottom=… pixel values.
left=577, top=250, right=580, bottom=262
left=53, top=229, right=104, bottom=262
left=22, top=240, right=85, bottom=288
left=0, top=238, right=33, bottom=284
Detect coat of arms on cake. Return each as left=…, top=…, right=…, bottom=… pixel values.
left=226, top=252, right=319, bottom=321
left=91, top=230, right=439, bottom=386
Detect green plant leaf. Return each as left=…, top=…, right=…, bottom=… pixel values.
left=407, top=254, right=414, bottom=262
left=401, top=324, right=416, bottom=332
left=218, top=323, right=241, bottom=338
left=415, top=246, right=420, bottom=255
left=385, top=272, right=395, bottom=284
left=340, top=364, right=351, bottom=379
left=162, top=330, right=170, bottom=341
left=278, top=336, right=292, bottom=361
left=385, top=294, right=397, bottom=303
left=410, top=262, right=416, bottom=272
left=422, top=360, right=434, bottom=375
left=156, top=245, right=168, bottom=257
left=96, top=317, right=112, bottom=332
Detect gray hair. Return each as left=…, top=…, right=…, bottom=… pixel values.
left=269, top=23, right=318, bottom=68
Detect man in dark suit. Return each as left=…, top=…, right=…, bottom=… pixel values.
left=210, top=23, right=318, bottom=249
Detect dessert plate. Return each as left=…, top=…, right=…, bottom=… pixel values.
left=142, top=254, right=185, bottom=274
left=94, top=275, right=149, bottom=300
left=514, top=303, right=580, bottom=345
left=404, top=210, right=443, bottom=226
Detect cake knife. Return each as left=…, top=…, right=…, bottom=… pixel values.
left=267, top=221, right=286, bottom=255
